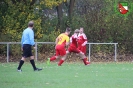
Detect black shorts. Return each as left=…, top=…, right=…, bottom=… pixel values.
left=22, top=44, right=33, bottom=58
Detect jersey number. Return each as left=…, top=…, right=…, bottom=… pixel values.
left=59, top=36, right=63, bottom=41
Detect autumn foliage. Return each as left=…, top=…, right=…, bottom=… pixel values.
left=0, top=0, right=133, bottom=58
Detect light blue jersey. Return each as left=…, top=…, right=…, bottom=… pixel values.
left=21, top=28, right=35, bottom=47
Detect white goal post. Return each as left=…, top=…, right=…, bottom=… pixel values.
left=87, top=43, right=118, bottom=62
left=0, top=42, right=118, bottom=62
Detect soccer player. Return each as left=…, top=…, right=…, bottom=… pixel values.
left=17, top=21, right=42, bottom=72
left=66, top=29, right=90, bottom=65
left=77, top=27, right=87, bottom=55
left=47, top=27, right=71, bottom=66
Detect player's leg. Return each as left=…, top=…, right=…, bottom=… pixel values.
left=17, top=57, right=25, bottom=72
left=58, top=47, right=73, bottom=66
left=65, top=50, right=70, bottom=59
left=30, top=56, right=42, bottom=71
left=50, top=48, right=60, bottom=61
left=65, top=46, right=72, bottom=58
left=82, top=46, right=90, bottom=65
left=74, top=48, right=86, bottom=65
left=17, top=44, right=28, bottom=71
left=58, top=48, right=67, bottom=66
left=47, top=55, right=60, bottom=65
left=58, top=55, right=67, bottom=66
left=78, top=46, right=90, bottom=65
left=27, top=45, right=40, bottom=71
left=47, top=48, right=60, bottom=65
left=70, top=47, right=89, bottom=65
left=48, top=55, right=60, bottom=61
left=81, top=46, right=86, bottom=55
left=78, top=51, right=90, bottom=65
left=22, top=44, right=42, bottom=71
left=58, top=46, right=73, bottom=66
left=58, top=46, right=72, bottom=66
left=76, top=46, right=82, bottom=56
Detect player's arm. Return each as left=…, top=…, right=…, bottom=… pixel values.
left=66, top=42, right=69, bottom=46
left=82, top=34, right=87, bottom=46
left=29, top=30, right=35, bottom=46
left=65, top=42, right=69, bottom=51
left=65, top=36, right=70, bottom=49
left=55, top=37, right=59, bottom=45
left=70, top=37, right=72, bottom=43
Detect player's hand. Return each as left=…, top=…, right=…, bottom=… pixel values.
left=55, top=45, right=57, bottom=49
left=33, top=47, right=36, bottom=49
left=82, top=43, right=85, bottom=46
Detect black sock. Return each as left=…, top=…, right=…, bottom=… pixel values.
left=17, top=60, right=24, bottom=70
left=30, top=59, right=37, bottom=70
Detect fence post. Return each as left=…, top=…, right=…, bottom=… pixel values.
left=88, top=43, right=91, bottom=62
left=35, top=43, right=38, bottom=61
left=7, top=43, right=9, bottom=62
left=115, top=44, right=117, bottom=62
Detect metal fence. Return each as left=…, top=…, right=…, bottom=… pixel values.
left=88, top=43, right=118, bottom=62
left=0, top=42, right=118, bottom=62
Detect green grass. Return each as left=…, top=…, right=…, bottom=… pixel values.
left=0, top=62, right=133, bottom=88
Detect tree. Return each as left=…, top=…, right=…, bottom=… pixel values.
left=56, top=3, right=63, bottom=30
left=68, top=0, right=75, bottom=23
left=0, top=0, right=43, bottom=42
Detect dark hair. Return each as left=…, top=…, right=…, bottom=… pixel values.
left=66, top=27, right=71, bottom=32
left=28, top=21, right=34, bottom=27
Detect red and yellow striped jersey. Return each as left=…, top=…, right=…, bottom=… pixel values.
left=57, top=33, right=69, bottom=46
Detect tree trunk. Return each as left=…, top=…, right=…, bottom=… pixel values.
left=68, top=0, right=75, bottom=23
left=56, top=3, right=63, bottom=30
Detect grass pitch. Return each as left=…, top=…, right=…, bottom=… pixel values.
left=0, top=62, right=133, bottom=88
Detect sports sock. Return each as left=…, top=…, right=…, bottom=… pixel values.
left=30, top=59, right=37, bottom=70
left=58, top=59, right=64, bottom=66
left=50, top=56, right=56, bottom=61
left=17, top=60, right=24, bottom=70
left=82, top=58, right=87, bottom=65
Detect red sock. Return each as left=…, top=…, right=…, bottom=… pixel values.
left=58, top=59, right=64, bottom=66
left=50, top=56, right=56, bottom=61
left=82, top=58, right=87, bottom=65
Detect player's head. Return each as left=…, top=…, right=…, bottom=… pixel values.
left=74, top=29, right=79, bottom=34
left=28, top=21, right=34, bottom=28
left=79, top=27, right=84, bottom=34
left=65, top=27, right=71, bottom=35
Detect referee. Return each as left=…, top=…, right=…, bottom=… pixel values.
left=17, top=21, right=42, bottom=72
